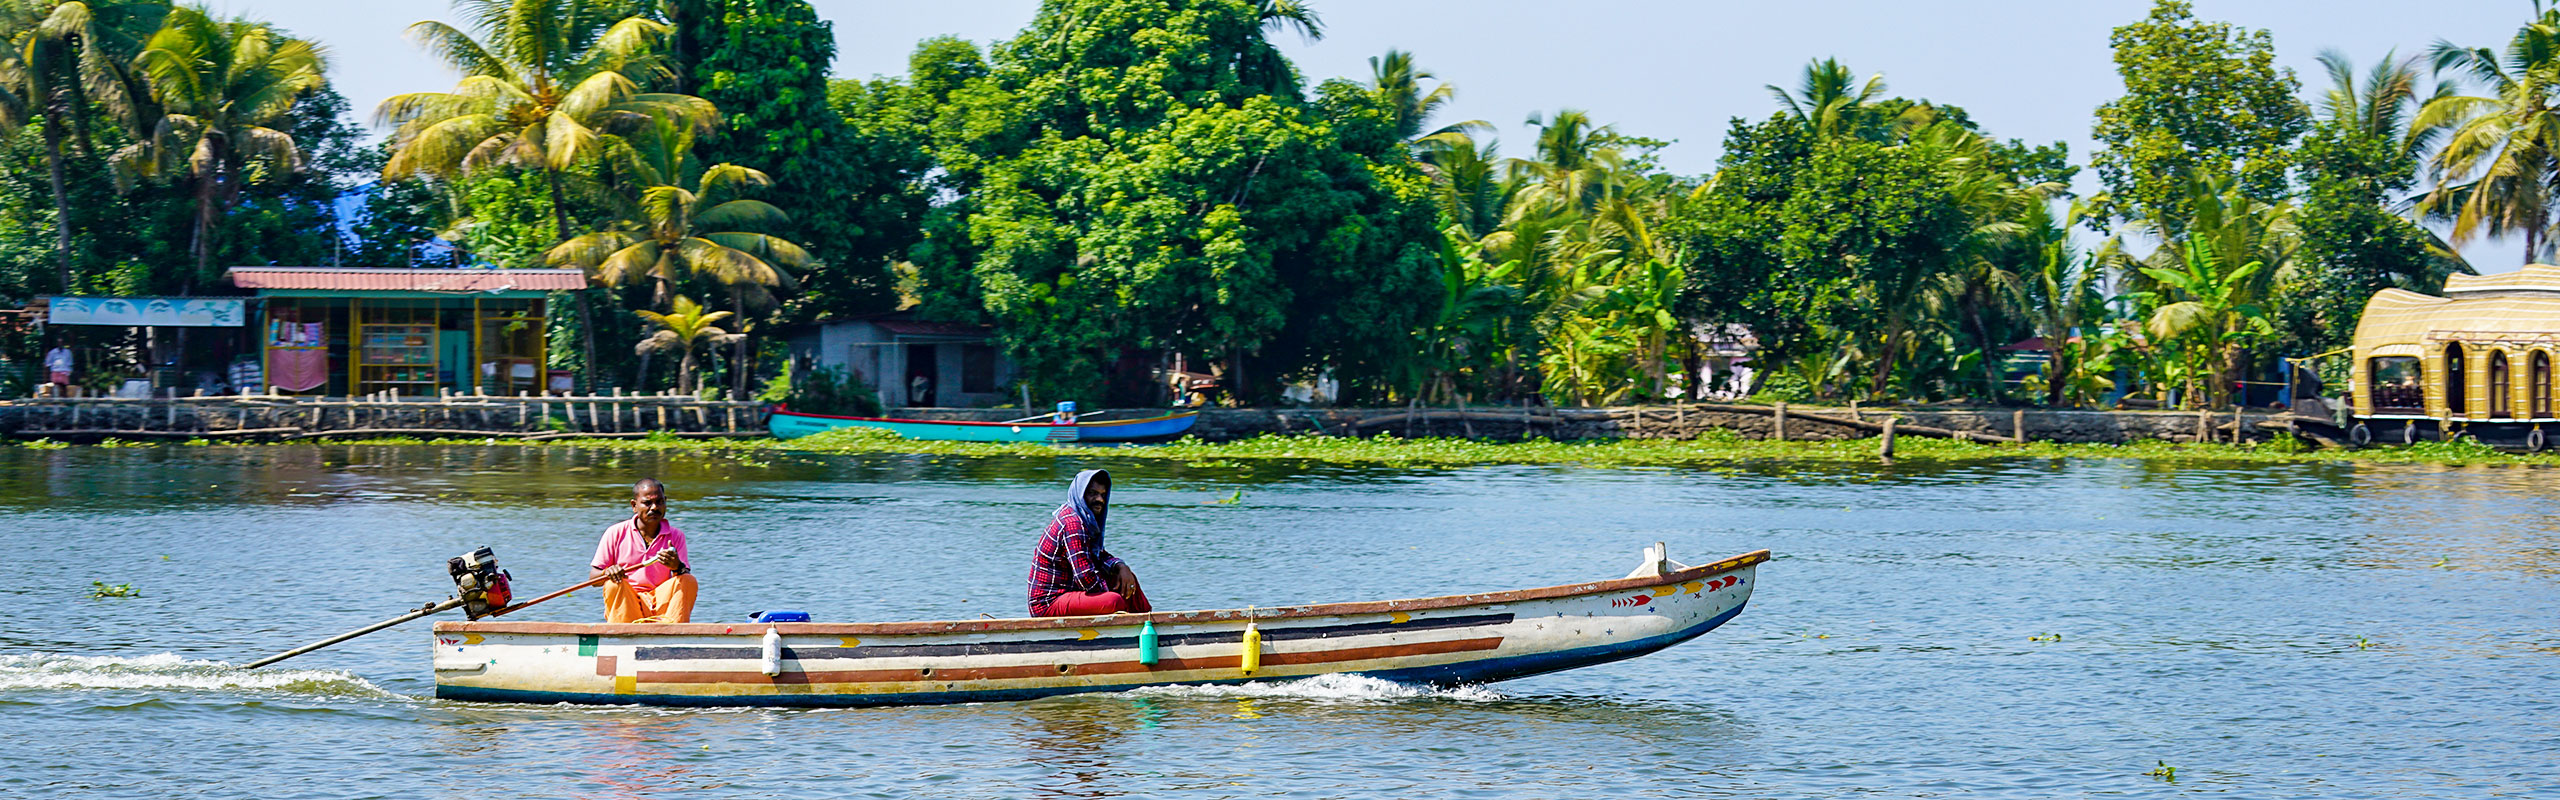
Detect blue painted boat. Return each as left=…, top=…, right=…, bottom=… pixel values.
left=767, top=409, right=1198, bottom=443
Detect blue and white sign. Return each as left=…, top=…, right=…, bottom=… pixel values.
left=46, top=296, right=246, bottom=327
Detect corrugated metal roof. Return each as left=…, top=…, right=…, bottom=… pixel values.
left=226, top=267, right=589, bottom=292
left=875, top=319, right=991, bottom=338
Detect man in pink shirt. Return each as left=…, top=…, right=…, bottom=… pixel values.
left=591, top=478, right=696, bottom=623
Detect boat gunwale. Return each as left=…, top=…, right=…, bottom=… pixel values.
left=436, top=549, right=1769, bottom=637
left=769, top=409, right=1200, bottom=429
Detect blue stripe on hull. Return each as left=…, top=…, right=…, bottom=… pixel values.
left=432, top=601, right=1748, bottom=708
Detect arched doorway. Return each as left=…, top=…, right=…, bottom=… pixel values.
left=2444, top=343, right=2468, bottom=418
left=2490, top=350, right=2512, bottom=419
left=2536, top=351, right=2554, bottom=419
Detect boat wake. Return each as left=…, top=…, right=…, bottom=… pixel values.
left=0, top=652, right=397, bottom=699
left=1128, top=673, right=1502, bottom=703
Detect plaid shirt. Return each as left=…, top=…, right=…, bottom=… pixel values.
left=1028, top=502, right=1122, bottom=613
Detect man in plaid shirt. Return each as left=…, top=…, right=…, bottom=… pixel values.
left=1029, top=469, right=1152, bottom=617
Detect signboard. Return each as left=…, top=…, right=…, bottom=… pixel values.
left=46, top=296, right=245, bottom=327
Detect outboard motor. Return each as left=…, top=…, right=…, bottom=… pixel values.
left=447, top=546, right=514, bottom=619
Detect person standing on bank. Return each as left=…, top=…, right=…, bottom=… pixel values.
left=592, top=478, right=696, bottom=623
left=44, top=340, right=72, bottom=396
left=1028, top=469, right=1151, bottom=617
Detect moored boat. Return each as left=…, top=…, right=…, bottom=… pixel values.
left=432, top=546, right=1767, bottom=707
left=766, top=409, right=1200, bottom=443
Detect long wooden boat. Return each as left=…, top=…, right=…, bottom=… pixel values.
left=767, top=409, right=1200, bottom=443
left=431, top=546, right=1767, bottom=707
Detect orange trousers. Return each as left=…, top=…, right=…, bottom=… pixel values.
left=602, top=574, right=697, bottom=623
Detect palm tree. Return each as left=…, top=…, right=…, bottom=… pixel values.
left=376, top=0, right=712, bottom=242
left=1367, top=48, right=1484, bottom=155
left=2416, top=8, right=2560, bottom=262
left=2320, top=48, right=2446, bottom=157
left=2014, top=202, right=2113, bottom=407
left=380, top=0, right=713, bottom=392
left=2140, top=238, right=2275, bottom=408
left=634, top=295, right=735, bottom=395
left=545, top=131, right=806, bottom=308
left=1769, top=58, right=1887, bottom=142
left=548, top=123, right=808, bottom=397
left=112, top=7, right=325, bottom=282
left=0, top=0, right=168, bottom=292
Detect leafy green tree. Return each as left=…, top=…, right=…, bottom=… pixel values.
left=2416, top=6, right=2560, bottom=262
left=907, top=0, right=1439, bottom=404
left=0, top=0, right=168, bottom=293
left=2291, top=51, right=2467, bottom=355
left=1780, top=138, right=1970, bottom=398
left=669, top=0, right=909, bottom=321
left=2088, top=0, right=2309, bottom=234
left=1673, top=114, right=1815, bottom=369
left=2138, top=238, right=2274, bottom=407
left=113, top=7, right=326, bottom=284
left=2013, top=201, right=2115, bottom=407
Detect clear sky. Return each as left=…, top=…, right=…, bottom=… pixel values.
left=212, top=0, right=2538, bottom=268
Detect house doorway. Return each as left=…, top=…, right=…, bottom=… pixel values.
left=905, top=344, right=939, bottom=407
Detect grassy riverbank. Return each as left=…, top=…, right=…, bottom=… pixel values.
left=23, top=427, right=2556, bottom=468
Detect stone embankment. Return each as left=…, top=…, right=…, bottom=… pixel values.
left=0, top=392, right=766, bottom=441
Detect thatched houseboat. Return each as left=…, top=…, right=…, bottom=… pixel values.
left=2349, top=264, right=2560, bottom=448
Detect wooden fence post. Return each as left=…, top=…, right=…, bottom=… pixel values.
left=1880, top=416, right=1897, bottom=459
left=2013, top=409, right=2027, bottom=443
left=1773, top=402, right=1788, bottom=441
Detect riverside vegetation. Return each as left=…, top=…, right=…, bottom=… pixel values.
left=0, top=0, right=2547, bottom=413
left=16, top=427, right=2558, bottom=469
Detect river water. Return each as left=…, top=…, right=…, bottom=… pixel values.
left=1, top=444, right=2554, bottom=798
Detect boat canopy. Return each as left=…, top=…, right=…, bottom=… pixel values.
left=2350, top=273, right=2560, bottom=421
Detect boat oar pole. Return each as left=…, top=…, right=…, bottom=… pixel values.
left=245, top=597, right=465, bottom=669
left=245, top=567, right=629, bottom=670
left=487, top=573, right=614, bottom=618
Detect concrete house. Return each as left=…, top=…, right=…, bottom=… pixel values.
left=785, top=313, right=1017, bottom=408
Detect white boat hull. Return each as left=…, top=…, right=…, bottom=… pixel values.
left=432, top=549, right=1766, bottom=707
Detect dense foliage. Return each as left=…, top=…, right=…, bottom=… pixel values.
left=0, top=0, right=2542, bottom=413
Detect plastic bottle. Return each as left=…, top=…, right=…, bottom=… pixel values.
left=1138, top=620, right=1160, bottom=665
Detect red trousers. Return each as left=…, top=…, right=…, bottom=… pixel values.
left=1033, top=589, right=1150, bottom=617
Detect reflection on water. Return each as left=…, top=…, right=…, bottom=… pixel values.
left=1, top=444, right=2557, bottom=798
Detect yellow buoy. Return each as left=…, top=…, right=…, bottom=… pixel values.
left=1240, top=607, right=1262, bottom=675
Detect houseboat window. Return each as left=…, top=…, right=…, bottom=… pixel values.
left=2369, top=357, right=2424, bottom=414
left=2445, top=344, right=2468, bottom=417
left=2490, top=350, right=2512, bottom=419
left=2537, top=351, right=2553, bottom=418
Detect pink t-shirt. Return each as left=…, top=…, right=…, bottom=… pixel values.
left=591, top=519, right=689, bottom=591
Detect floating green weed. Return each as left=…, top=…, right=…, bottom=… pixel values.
left=34, top=422, right=2560, bottom=469
left=181, top=438, right=214, bottom=447
left=2026, top=632, right=2062, bottom=643
left=1205, top=489, right=1244, bottom=505
left=2145, top=761, right=2176, bottom=782
left=95, top=438, right=146, bottom=448
left=22, top=438, right=69, bottom=450
left=2354, top=636, right=2378, bottom=650
left=89, top=581, right=138, bottom=599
